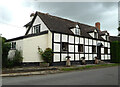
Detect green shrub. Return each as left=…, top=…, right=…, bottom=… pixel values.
left=2, top=37, right=11, bottom=68
left=12, top=50, right=23, bottom=66
left=111, top=41, right=120, bottom=63
left=6, top=50, right=23, bottom=68
left=38, top=47, right=53, bottom=64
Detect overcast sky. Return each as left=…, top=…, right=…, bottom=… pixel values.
left=0, top=0, right=119, bottom=39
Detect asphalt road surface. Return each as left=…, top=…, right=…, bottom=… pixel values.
left=2, top=66, right=118, bottom=85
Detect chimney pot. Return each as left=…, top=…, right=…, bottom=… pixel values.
left=95, top=22, right=100, bottom=30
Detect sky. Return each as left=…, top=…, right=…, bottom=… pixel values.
left=0, top=0, right=119, bottom=39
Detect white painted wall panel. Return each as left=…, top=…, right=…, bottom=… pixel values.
left=61, top=54, right=67, bottom=61
left=54, top=43, right=60, bottom=52
left=85, top=38, right=88, bottom=45
left=69, top=45, right=74, bottom=52
left=89, top=32, right=94, bottom=38
left=89, top=39, right=92, bottom=45
left=69, top=36, right=74, bottom=43
left=62, top=34, right=67, bottom=42
left=85, top=46, right=88, bottom=53
left=108, top=42, right=110, bottom=48
left=80, top=37, right=84, bottom=44
left=54, top=54, right=60, bottom=62
left=101, top=36, right=106, bottom=40
left=105, top=55, right=108, bottom=60
left=101, top=48, right=104, bottom=54
left=69, top=54, right=74, bottom=61
left=108, top=55, right=110, bottom=59
left=105, top=42, right=107, bottom=47
left=75, top=45, right=78, bottom=52
left=89, top=54, right=92, bottom=60
left=108, top=49, right=110, bottom=54
left=89, top=46, right=92, bottom=53
left=54, top=33, right=60, bottom=42
left=101, top=55, right=104, bottom=60
left=75, top=54, right=79, bottom=61
left=75, top=37, right=79, bottom=44
left=93, top=40, right=96, bottom=45
left=85, top=54, right=88, bottom=60
left=80, top=54, right=84, bottom=60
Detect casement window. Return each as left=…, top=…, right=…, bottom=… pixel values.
left=92, top=46, right=96, bottom=53
left=75, top=28, right=80, bottom=35
left=94, top=32, right=97, bottom=38
left=104, top=47, right=108, bottom=54
left=78, top=44, right=84, bottom=52
left=62, top=42, right=68, bottom=51
left=32, top=24, right=40, bottom=34
left=11, top=42, right=16, bottom=49
left=106, top=35, right=109, bottom=41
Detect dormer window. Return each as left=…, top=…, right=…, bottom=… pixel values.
left=75, top=28, right=80, bottom=35
left=70, top=25, right=80, bottom=35
left=101, top=32, right=109, bottom=41
left=106, top=35, right=109, bottom=41
left=94, top=29, right=98, bottom=38
left=32, top=24, right=41, bottom=34
left=94, top=32, right=97, bottom=38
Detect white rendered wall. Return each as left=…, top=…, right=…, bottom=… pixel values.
left=23, top=34, right=48, bottom=62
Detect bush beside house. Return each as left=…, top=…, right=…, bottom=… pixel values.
left=111, top=41, right=120, bottom=63
left=2, top=37, right=23, bottom=68
left=38, top=47, right=53, bottom=66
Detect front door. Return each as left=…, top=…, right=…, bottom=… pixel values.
left=97, top=46, right=101, bottom=60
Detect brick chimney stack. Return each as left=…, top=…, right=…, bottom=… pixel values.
left=95, top=22, right=100, bottom=30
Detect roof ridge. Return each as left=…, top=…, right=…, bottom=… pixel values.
left=37, top=11, right=77, bottom=24
left=36, top=11, right=103, bottom=30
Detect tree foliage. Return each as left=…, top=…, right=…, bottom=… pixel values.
left=2, top=37, right=11, bottom=67
left=111, top=41, right=120, bottom=63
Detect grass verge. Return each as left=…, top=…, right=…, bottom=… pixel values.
left=60, top=63, right=119, bottom=71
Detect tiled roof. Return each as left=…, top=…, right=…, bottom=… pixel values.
left=25, top=11, right=108, bottom=40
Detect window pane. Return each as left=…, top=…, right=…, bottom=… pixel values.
left=104, top=47, right=108, bottom=54
left=62, top=42, right=68, bottom=51
left=92, top=46, right=96, bottom=53
left=78, top=44, right=83, bottom=52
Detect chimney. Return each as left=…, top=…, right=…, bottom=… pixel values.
left=95, top=22, right=100, bottom=30
left=30, top=13, right=35, bottom=20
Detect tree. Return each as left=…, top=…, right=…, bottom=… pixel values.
left=2, top=37, right=11, bottom=67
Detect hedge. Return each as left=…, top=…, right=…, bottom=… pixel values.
left=111, top=41, right=120, bottom=63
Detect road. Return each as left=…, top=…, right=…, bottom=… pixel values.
left=2, top=66, right=118, bottom=85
